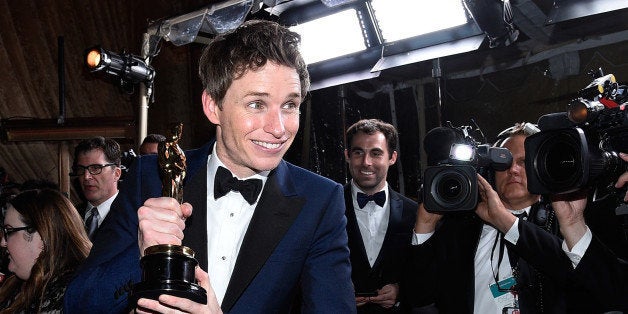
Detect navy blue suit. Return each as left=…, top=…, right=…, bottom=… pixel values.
left=344, top=185, right=417, bottom=313
left=64, top=141, right=356, bottom=313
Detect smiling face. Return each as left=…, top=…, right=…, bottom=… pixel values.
left=202, top=62, right=302, bottom=178
left=494, top=134, right=540, bottom=209
left=0, top=205, right=43, bottom=280
left=76, top=148, right=121, bottom=206
left=345, top=131, right=397, bottom=195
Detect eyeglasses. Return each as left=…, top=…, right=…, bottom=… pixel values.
left=1, top=226, right=32, bottom=239
left=70, top=163, right=117, bottom=176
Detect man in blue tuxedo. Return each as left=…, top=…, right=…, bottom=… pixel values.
left=343, top=119, right=417, bottom=313
left=64, top=19, right=355, bottom=313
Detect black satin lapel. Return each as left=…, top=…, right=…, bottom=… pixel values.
left=344, top=186, right=370, bottom=269
left=182, top=161, right=209, bottom=270
left=220, top=173, right=305, bottom=312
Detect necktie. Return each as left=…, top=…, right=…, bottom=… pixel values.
left=85, top=207, right=99, bottom=240
left=356, top=191, right=386, bottom=209
left=214, top=166, right=263, bottom=205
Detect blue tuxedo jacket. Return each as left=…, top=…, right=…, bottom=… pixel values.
left=64, top=141, right=356, bottom=313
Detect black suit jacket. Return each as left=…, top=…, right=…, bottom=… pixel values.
left=403, top=204, right=572, bottom=314
left=344, top=184, right=417, bottom=313
left=403, top=203, right=628, bottom=313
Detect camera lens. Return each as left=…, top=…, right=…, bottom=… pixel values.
left=437, top=175, right=464, bottom=201
left=430, top=167, right=473, bottom=209
left=530, top=129, right=584, bottom=193
left=542, top=141, right=579, bottom=183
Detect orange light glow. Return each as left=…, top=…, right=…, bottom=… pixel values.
left=86, top=50, right=101, bottom=68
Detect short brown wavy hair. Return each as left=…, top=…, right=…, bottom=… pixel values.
left=198, top=19, right=310, bottom=108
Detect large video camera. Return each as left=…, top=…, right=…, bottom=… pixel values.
left=423, top=123, right=513, bottom=212
left=525, top=69, right=628, bottom=195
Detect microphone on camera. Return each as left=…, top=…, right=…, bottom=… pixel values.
left=424, top=127, right=464, bottom=166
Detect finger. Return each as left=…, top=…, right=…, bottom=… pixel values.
left=181, top=202, right=193, bottom=219
left=477, top=174, right=491, bottom=190
left=616, top=171, right=628, bottom=189
left=196, top=267, right=211, bottom=294
left=138, top=217, right=185, bottom=244
left=158, top=293, right=200, bottom=312
left=136, top=298, right=171, bottom=313
left=195, top=267, right=222, bottom=310
left=370, top=294, right=385, bottom=302
left=138, top=212, right=187, bottom=237
left=144, top=197, right=187, bottom=221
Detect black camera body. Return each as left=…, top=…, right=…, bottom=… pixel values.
left=525, top=71, right=628, bottom=195
left=423, top=125, right=512, bottom=213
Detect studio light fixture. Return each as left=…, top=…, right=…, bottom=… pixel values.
left=371, top=0, right=469, bottom=43
left=85, top=46, right=155, bottom=96
left=85, top=47, right=155, bottom=84
left=290, top=9, right=366, bottom=64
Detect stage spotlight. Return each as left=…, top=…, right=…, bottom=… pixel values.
left=85, top=46, right=155, bottom=84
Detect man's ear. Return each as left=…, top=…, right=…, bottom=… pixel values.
left=202, top=90, right=220, bottom=125
left=389, top=151, right=398, bottom=166
left=114, top=166, right=122, bottom=181
left=344, top=149, right=350, bottom=163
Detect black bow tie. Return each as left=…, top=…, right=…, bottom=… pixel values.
left=214, top=166, right=263, bottom=205
left=357, top=191, right=386, bottom=209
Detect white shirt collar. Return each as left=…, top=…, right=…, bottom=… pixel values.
left=207, top=144, right=269, bottom=202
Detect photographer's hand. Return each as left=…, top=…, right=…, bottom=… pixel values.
left=476, top=174, right=516, bottom=233
left=615, top=152, right=628, bottom=202
left=550, top=189, right=588, bottom=251
left=414, top=203, right=442, bottom=234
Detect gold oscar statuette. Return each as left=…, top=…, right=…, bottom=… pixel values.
left=130, top=122, right=207, bottom=306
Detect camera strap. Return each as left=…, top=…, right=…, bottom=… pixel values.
left=490, top=232, right=507, bottom=285
left=490, top=233, right=518, bottom=291
left=489, top=231, right=519, bottom=310
left=490, top=211, right=528, bottom=293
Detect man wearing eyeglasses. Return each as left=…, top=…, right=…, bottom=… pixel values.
left=71, top=136, right=122, bottom=240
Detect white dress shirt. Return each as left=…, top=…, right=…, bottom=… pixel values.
left=413, top=205, right=592, bottom=313
left=84, top=191, right=118, bottom=228
left=351, top=181, right=390, bottom=267
left=205, top=146, right=268, bottom=305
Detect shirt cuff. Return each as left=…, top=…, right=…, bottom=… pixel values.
left=562, top=226, right=592, bottom=268
left=503, top=218, right=520, bottom=245
left=412, top=231, right=434, bottom=245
